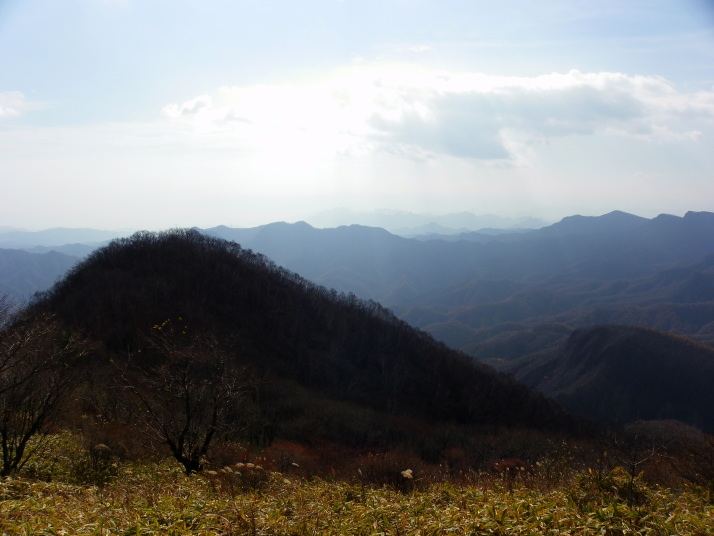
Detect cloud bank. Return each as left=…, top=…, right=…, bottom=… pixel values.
left=161, top=68, right=713, bottom=165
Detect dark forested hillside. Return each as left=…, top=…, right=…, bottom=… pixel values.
left=34, top=229, right=587, bottom=458
left=7, top=211, right=713, bottom=443
left=499, top=325, right=714, bottom=433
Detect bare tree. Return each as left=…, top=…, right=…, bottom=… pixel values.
left=606, top=425, right=673, bottom=505
left=121, top=319, right=256, bottom=475
left=0, top=295, right=89, bottom=476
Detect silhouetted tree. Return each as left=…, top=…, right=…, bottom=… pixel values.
left=121, top=319, right=256, bottom=474
left=0, top=295, right=89, bottom=476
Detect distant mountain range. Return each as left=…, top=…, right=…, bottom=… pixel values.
left=0, top=248, right=79, bottom=300
left=0, top=228, right=123, bottom=298
left=3, top=210, right=713, bottom=350
left=3, top=209, right=714, bottom=435
left=199, top=211, right=714, bottom=350
left=0, top=227, right=126, bottom=248
left=303, top=208, right=549, bottom=235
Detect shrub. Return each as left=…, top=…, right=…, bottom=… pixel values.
left=570, top=467, right=649, bottom=510
left=19, top=432, right=120, bottom=486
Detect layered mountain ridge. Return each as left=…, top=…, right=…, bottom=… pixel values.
left=200, top=211, right=714, bottom=350
left=5, top=210, right=713, bottom=438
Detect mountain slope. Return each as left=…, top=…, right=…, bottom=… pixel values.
left=0, top=248, right=79, bottom=300
left=202, top=211, right=714, bottom=303
left=201, top=212, right=714, bottom=354
left=408, top=253, right=714, bottom=355
left=35, top=229, right=587, bottom=451
left=501, top=325, right=714, bottom=433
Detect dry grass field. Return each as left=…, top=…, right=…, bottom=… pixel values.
left=1, top=434, right=712, bottom=535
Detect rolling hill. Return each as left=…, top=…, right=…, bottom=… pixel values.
left=33, top=229, right=590, bottom=460
left=498, top=325, right=714, bottom=433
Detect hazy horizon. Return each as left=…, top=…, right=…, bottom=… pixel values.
left=2, top=1, right=713, bottom=230
left=2, top=206, right=712, bottom=237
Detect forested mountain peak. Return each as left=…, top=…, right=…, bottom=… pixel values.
left=34, top=229, right=589, bottom=456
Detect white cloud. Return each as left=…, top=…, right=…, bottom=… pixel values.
left=0, top=91, right=28, bottom=119
left=160, top=67, right=713, bottom=165
left=162, top=95, right=213, bottom=119
left=360, top=69, right=713, bottom=161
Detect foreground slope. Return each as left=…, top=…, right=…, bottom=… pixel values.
left=36, top=229, right=586, bottom=452
left=3, top=462, right=712, bottom=535
left=501, top=325, right=714, bottom=433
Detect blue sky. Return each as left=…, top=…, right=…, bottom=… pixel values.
left=1, top=0, right=713, bottom=230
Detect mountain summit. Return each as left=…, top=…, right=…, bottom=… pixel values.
left=36, top=229, right=588, bottom=456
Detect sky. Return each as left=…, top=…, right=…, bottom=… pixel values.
left=1, top=0, right=713, bottom=231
